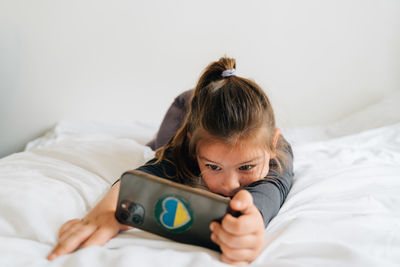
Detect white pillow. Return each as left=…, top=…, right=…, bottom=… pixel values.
left=326, top=90, right=400, bottom=137
left=284, top=90, right=400, bottom=145
left=25, top=120, right=158, bottom=151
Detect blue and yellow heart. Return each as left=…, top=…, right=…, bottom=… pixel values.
left=154, top=195, right=193, bottom=232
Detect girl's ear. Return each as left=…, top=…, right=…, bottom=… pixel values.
left=187, top=131, right=191, bottom=138
left=273, top=128, right=281, bottom=148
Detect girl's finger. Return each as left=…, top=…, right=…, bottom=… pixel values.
left=80, top=226, right=119, bottom=249
left=220, top=254, right=249, bottom=266
left=57, top=220, right=92, bottom=245
left=230, top=190, right=253, bottom=215
left=215, top=233, right=257, bottom=265
left=219, top=243, right=256, bottom=263
left=213, top=224, right=258, bottom=249
left=221, top=210, right=262, bottom=236
left=47, top=223, right=97, bottom=260
left=58, top=219, right=82, bottom=238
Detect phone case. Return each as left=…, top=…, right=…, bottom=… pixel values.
left=115, top=170, right=233, bottom=251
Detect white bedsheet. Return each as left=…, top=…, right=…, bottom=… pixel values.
left=1, top=92, right=400, bottom=267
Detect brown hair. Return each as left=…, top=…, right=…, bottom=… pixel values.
left=155, top=57, right=289, bottom=184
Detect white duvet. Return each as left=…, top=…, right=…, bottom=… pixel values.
left=1, top=92, right=400, bottom=267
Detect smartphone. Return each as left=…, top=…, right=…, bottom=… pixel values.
left=115, top=170, right=238, bottom=251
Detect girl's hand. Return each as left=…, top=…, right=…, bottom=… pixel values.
left=47, top=181, right=131, bottom=261
left=47, top=211, right=132, bottom=261
left=210, top=190, right=264, bottom=266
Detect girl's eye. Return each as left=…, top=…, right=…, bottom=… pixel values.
left=239, top=165, right=255, bottom=171
left=205, top=164, right=221, bottom=171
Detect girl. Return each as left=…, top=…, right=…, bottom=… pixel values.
left=47, top=57, right=294, bottom=265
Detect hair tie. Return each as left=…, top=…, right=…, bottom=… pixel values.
left=221, top=69, right=236, bottom=78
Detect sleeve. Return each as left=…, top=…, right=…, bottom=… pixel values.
left=135, top=158, right=177, bottom=180
left=111, top=157, right=178, bottom=187
left=146, top=89, right=194, bottom=150
left=244, top=138, right=294, bottom=228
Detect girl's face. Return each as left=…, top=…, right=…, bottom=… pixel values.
left=196, top=137, right=270, bottom=197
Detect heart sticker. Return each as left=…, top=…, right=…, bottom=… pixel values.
left=154, top=195, right=193, bottom=232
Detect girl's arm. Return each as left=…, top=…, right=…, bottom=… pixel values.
left=246, top=139, right=294, bottom=227
left=47, top=181, right=132, bottom=261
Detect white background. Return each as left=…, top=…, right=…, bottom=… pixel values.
left=1, top=0, right=399, bottom=158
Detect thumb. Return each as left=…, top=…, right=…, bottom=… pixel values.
left=230, top=190, right=254, bottom=215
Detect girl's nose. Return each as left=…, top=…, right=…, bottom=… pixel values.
left=221, top=171, right=241, bottom=196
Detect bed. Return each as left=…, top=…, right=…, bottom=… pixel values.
left=1, top=91, right=399, bottom=267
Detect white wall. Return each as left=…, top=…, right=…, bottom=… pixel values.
left=1, top=0, right=399, bottom=158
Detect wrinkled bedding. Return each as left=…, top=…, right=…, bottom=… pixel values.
left=1, top=92, right=400, bottom=267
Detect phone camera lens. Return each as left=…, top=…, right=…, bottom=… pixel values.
left=119, top=211, right=130, bottom=221
left=132, top=214, right=143, bottom=225
left=128, top=203, right=138, bottom=212
left=128, top=203, right=145, bottom=225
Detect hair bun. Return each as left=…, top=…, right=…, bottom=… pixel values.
left=195, top=57, right=236, bottom=90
